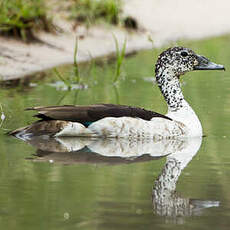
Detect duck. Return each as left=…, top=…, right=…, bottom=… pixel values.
left=9, top=47, right=225, bottom=140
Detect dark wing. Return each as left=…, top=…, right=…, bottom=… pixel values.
left=27, top=104, right=171, bottom=123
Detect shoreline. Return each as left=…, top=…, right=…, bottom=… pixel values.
left=1, top=0, right=230, bottom=81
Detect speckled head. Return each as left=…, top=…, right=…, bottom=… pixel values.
left=155, top=47, right=225, bottom=78
left=155, top=47, right=225, bottom=112
left=156, top=47, right=196, bottom=77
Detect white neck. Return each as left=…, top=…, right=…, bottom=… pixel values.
left=166, top=99, right=202, bottom=137
left=156, top=69, right=202, bottom=137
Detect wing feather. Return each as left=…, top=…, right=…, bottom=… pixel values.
left=28, top=104, right=171, bottom=123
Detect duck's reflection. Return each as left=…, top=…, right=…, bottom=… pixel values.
left=27, top=136, right=186, bottom=163
left=152, top=137, right=219, bottom=223
left=23, top=136, right=219, bottom=222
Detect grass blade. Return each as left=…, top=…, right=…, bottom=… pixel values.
left=113, top=34, right=126, bottom=83
left=73, top=37, right=80, bottom=83
left=53, top=68, right=71, bottom=90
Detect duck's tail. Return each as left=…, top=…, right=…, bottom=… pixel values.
left=8, top=120, right=69, bottom=140
left=8, top=120, right=97, bottom=140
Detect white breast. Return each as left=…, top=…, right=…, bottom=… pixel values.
left=54, top=117, right=187, bottom=138
left=88, top=116, right=188, bottom=138
left=166, top=100, right=202, bottom=137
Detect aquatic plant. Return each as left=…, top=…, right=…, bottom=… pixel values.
left=53, top=38, right=84, bottom=91
left=0, top=0, right=52, bottom=41
left=73, top=38, right=80, bottom=83
left=53, top=68, right=72, bottom=90
left=70, top=0, right=122, bottom=26
left=54, top=35, right=127, bottom=88
left=113, top=34, right=126, bottom=83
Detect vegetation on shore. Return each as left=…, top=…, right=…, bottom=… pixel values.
left=0, top=0, right=135, bottom=41
left=70, top=0, right=122, bottom=26
left=0, top=0, right=51, bottom=41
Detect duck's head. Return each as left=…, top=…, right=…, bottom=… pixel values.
left=155, top=47, right=225, bottom=77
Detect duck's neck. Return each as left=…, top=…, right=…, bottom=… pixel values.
left=155, top=67, right=202, bottom=136
left=156, top=68, right=186, bottom=112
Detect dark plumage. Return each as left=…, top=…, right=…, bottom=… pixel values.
left=28, top=104, right=171, bottom=124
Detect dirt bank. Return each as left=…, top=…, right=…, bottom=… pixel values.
left=1, top=0, right=230, bottom=81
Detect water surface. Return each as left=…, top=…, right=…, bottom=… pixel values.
left=1, top=35, right=230, bottom=229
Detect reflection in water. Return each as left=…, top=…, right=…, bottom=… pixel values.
left=26, top=136, right=188, bottom=161
left=21, top=136, right=219, bottom=223
left=152, top=137, right=219, bottom=224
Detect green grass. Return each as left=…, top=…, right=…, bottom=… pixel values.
left=0, top=0, right=51, bottom=41
left=73, top=38, right=80, bottom=83
left=113, top=34, right=126, bottom=83
left=53, top=38, right=83, bottom=90
left=71, top=0, right=122, bottom=26
left=54, top=36, right=127, bottom=89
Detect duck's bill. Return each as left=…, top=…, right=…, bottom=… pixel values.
left=194, top=55, right=225, bottom=71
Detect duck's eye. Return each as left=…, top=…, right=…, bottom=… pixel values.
left=181, top=51, right=188, bottom=57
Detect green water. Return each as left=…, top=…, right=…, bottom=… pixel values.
left=1, top=35, right=230, bottom=229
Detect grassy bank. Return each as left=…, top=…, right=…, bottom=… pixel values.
left=0, top=0, right=51, bottom=41
left=0, top=0, right=129, bottom=41
left=70, top=0, right=122, bottom=26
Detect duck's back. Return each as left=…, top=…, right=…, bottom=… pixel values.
left=30, top=104, right=171, bottom=125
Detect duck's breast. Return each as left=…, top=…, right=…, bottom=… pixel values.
left=87, top=117, right=188, bottom=138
